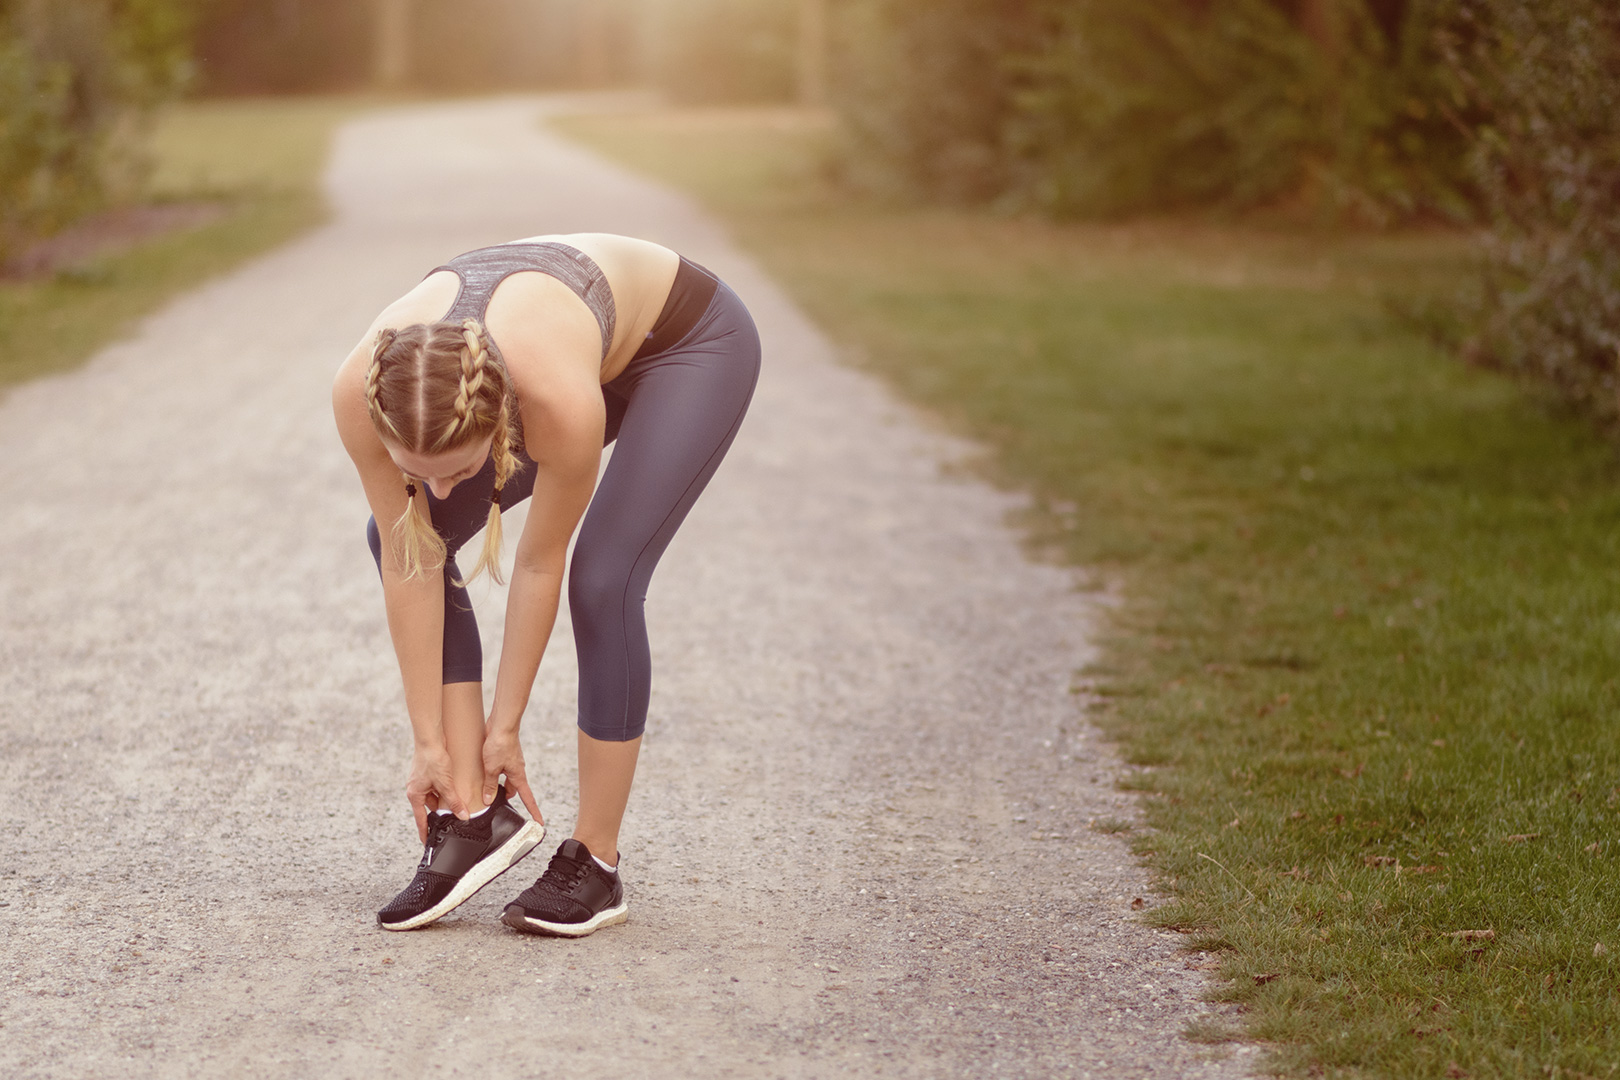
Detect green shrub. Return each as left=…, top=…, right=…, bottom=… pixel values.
left=0, top=0, right=196, bottom=261
left=833, top=0, right=1620, bottom=429
left=833, top=0, right=1476, bottom=222
left=833, top=0, right=1039, bottom=203
left=1444, top=0, right=1620, bottom=424
left=1012, top=0, right=1477, bottom=222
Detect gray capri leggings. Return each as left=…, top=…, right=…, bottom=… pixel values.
left=367, top=268, right=760, bottom=741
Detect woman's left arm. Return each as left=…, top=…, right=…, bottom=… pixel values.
left=480, top=370, right=606, bottom=817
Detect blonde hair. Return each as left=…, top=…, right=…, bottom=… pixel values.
left=364, top=318, right=522, bottom=585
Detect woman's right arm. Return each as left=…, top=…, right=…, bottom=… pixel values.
left=332, top=343, right=468, bottom=838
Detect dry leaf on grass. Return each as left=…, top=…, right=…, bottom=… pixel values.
left=1446, top=929, right=1495, bottom=942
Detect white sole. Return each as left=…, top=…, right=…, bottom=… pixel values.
left=503, top=900, right=629, bottom=937
left=380, top=820, right=545, bottom=932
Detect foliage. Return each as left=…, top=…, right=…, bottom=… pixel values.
left=833, top=0, right=1040, bottom=203
left=0, top=0, right=198, bottom=260
left=1442, top=0, right=1620, bottom=425
left=644, top=0, right=798, bottom=104
left=834, top=0, right=1620, bottom=426
left=1, top=95, right=360, bottom=389
left=1011, top=0, right=1477, bottom=221
left=832, top=0, right=1478, bottom=222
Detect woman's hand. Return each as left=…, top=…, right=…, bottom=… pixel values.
left=481, top=725, right=544, bottom=825
left=406, top=745, right=468, bottom=843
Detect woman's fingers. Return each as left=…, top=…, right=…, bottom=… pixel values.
left=510, top=772, right=543, bottom=825
left=410, top=796, right=429, bottom=844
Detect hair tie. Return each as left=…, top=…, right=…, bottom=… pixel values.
left=491, top=484, right=503, bottom=508
left=405, top=481, right=417, bottom=500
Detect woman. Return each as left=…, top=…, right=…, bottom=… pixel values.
left=332, top=233, right=759, bottom=935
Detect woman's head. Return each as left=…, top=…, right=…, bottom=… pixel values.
left=365, top=318, right=522, bottom=585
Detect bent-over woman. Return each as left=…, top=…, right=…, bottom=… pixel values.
left=332, top=233, right=759, bottom=934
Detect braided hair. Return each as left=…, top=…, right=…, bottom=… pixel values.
left=365, top=318, right=523, bottom=585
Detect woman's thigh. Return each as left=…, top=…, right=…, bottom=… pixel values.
left=573, top=288, right=761, bottom=591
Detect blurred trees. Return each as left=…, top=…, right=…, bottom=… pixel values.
left=641, top=0, right=798, bottom=103
left=187, top=0, right=806, bottom=102
left=833, top=0, right=1620, bottom=424
left=834, top=0, right=1478, bottom=221
left=0, top=0, right=198, bottom=260
left=188, top=0, right=632, bottom=95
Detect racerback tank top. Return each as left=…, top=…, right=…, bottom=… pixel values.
left=431, top=241, right=618, bottom=360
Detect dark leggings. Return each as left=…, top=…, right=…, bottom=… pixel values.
left=367, top=279, right=760, bottom=741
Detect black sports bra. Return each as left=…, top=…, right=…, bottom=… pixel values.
left=430, top=241, right=617, bottom=360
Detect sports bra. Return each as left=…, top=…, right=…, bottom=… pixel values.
left=430, top=241, right=617, bottom=360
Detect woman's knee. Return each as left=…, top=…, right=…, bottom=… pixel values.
left=568, top=553, right=635, bottom=631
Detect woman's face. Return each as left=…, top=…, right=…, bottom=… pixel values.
left=387, top=435, right=494, bottom=500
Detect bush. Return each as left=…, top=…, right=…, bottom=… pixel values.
left=1445, top=0, right=1620, bottom=423
left=0, top=0, right=196, bottom=261
left=833, top=0, right=1620, bottom=429
left=833, top=0, right=1040, bottom=203
left=833, top=0, right=1477, bottom=221
left=1012, top=0, right=1478, bottom=221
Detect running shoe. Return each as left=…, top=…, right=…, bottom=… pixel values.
left=500, top=838, right=627, bottom=937
left=376, top=785, right=545, bottom=932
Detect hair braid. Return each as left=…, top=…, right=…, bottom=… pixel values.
left=437, top=319, right=490, bottom=451
left=365, top=328, right=406, bottom=444
left=365, top=317, right=523, bottom=586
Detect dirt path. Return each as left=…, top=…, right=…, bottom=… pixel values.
left=0, top=97, right=1257, bottom=1079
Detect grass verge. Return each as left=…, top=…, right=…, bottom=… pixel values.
left=0, top=96, right=372, bottom=390
left=554, top=106, right=1620, bottom=1078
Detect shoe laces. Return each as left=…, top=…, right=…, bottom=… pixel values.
left=537, top=849, right=590, bottom=894
left=417, top=813, right=455, bottom=868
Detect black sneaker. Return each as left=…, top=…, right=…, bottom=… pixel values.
left=500, top=838, right=627, bottom=937
left=376, top=785, right=545, bottom=931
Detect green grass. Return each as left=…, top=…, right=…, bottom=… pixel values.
left=0, top=95, right=372, bottom=390
left=554, top=106, right=1620, bottom=1078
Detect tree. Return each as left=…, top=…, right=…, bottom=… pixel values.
left=0, top=0, right=198, bottom=260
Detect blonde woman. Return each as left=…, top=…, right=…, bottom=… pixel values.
left=332, top=234, right=759, bottom=934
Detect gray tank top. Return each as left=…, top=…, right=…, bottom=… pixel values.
left=432, top=241, right=617, bottom=360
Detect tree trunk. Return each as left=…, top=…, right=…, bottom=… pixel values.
left=797, top=0, right=828, bottom=106
left=373, top=0, right=412, bottom=90
left=578, top=1, right=611, bottom=87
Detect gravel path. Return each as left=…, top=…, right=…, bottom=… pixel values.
left=0, top=97, right=1258, bottom=1079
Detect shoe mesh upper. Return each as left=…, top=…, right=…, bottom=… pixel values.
left=511, top=854, right=589, bottom=919
left=378, top=869, right=454, bottom=922
left=511, top=846, right=603, bottom=922
left=379, top=813, right=463, bottom=923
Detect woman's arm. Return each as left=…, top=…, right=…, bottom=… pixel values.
left=479, top=368, right=606, bottom=809
left=332, top=344, right=470, bottom=835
